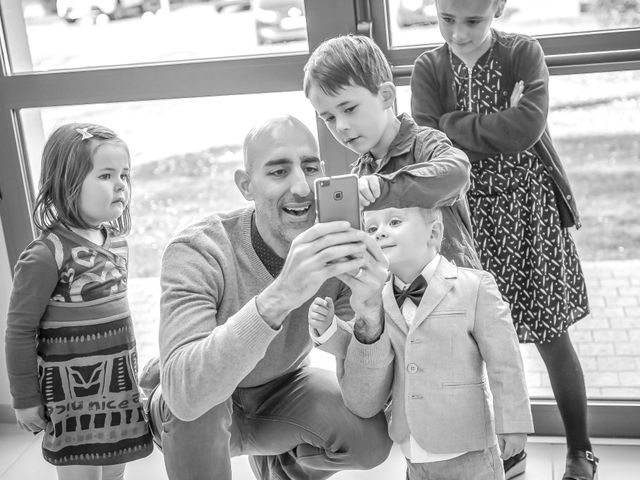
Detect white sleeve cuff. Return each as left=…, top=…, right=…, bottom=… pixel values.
left=310, top=315, right=339, bottom=344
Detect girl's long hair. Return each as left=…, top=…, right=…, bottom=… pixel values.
left=32, top=122, right=131, bottom=236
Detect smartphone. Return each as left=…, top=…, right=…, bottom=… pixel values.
left=314, top=174, right=361, bottom=230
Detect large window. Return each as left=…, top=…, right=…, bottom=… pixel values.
left=1, top=0, right=639, bottom=435
left=4, top=0, right=308, bottom=72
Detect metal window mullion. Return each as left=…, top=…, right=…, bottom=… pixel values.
left=0, top=109, right=36, bottom=268
left=370, top=0, right=392, bottom=55
left=386, top=41, right=640, bottom=79
left=532, top=400, right=640, bottom=439
left=549, top=59, right=640, bottom=75
left=0, top=0, right=33, bottom=74
left=537, top=28, right=640, bottom=56
left=304, top=0, right=359, bottom=175
left=546, top=48, right=640, bottom=69
left=391, top=47, right=640, bottom=83
left=0, top=0, right=38, bottom=266
left=0, top=55, right=310, bottom=109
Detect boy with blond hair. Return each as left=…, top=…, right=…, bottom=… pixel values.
left=309, top=206, right=533, bottom=480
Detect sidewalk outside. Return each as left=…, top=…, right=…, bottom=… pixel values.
left=129, top=259, right=640, bottom=399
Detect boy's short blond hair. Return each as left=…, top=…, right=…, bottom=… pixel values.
left=420, top=207, right=443, bottom=226
left=303, top=34, right=393, bottom=97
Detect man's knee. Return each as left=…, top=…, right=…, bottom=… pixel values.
left=297, top=369, right=391, bottom=470
left=312, top=396, right=391, bottom=470
left=148, top=386, right=233, bottom=450
left=347, top=411, right=392, bottom=470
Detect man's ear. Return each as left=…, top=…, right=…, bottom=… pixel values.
left=379, top=81, right=397, bottom=109
left=234, top=169, right=253, bottom=201
left=494, top=0, right=506, bottom=17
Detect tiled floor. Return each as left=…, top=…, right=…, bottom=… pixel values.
left=0, top=422, right=638, bottom=479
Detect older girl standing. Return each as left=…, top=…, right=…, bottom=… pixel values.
left=411, top=1, right=596, bottom=479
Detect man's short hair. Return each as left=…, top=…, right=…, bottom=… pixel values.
left=303, top=34, right=393, bottom=97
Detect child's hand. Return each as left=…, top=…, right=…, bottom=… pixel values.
left=15, top=405, right=47, bottom=433
left=497, top=433, right=527, bottom=460
left=308, top=296, right=335, bottom=337
left=358, top=175, right=381, bottom=207
left=510, top=80, right=525, bottom=107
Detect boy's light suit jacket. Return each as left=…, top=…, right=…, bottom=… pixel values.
left=336, top=257, right=534, bottom=453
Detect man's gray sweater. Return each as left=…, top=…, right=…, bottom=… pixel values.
left=159, top=207, right=352, bottom=421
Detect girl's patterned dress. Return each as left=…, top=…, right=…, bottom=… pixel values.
left=449, top=42, right=589, bottom=344
left=34, top=226, right=153, bottom=465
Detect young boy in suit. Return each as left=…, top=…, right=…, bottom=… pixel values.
left=309, top=206, right=534, bottom=480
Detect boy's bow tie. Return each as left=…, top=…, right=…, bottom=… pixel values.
left=393, top=275, right=427, bottom=308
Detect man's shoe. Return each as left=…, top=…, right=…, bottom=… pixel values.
left=504, top=450, right=527, bottom=479
left=562, top=449, right=599, bottom=480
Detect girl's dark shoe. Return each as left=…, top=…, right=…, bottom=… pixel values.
left=562, top=449, right=599, bottom=480
left=503, top=450, right=527, bottom=479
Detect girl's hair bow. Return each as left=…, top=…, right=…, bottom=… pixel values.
left=75, top=127, right=94, bottom=140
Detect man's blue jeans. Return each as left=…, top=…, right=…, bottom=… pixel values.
left=148, top=367, right=392, bottom=480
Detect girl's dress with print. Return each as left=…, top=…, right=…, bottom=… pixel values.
left=449, top=42, right=589, bottom=344
left=30, top=226, right=151, bottom=465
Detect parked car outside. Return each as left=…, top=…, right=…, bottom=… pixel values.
left=254, top=0, right=306, bottom=45
left=56, top=0, right=159, bottom=22
left=211, top=0, right=250, bottom=13
left=396, top=0, right=437, bottom=28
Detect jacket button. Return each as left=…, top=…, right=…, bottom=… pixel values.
left=407, top=363, right=418, bottom=374
left=567, top=194, right=572, bottom=200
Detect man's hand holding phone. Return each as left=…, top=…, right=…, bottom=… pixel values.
left=337, top=234, right=388, bottom=344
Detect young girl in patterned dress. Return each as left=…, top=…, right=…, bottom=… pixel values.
left=410, top=1, right=597, bottom=479
left=5, top=123, right=153, bottom=479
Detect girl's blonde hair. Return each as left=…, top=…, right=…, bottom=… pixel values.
left=32, top=122, right=131, bottom=235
